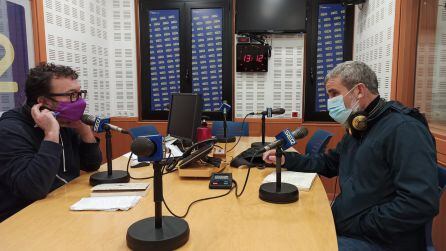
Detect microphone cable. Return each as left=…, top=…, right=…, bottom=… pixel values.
left=163, top=183, right=236, bottom=218
left=125, top=152, right=178, bottom=180
left=163, top=151, right=257, bottom=218
left=234, top=151, right=259, bottom=197
left=226, top=113, right=252, bottom=153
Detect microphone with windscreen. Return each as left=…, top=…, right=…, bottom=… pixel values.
left=259, top=127, right=308, bottom=153
left=130, top=135, right=163, bottom=162
left=126, top=134, right=190, bottom=250
left=259, top=127, right=309, bottom=204
left=216, top=100, right=236, bottom=143
left=251, top=108, right=286, bottom=117
left=81, top=114, right=129, bottom=134
left=88, top=115, right=130, bottom=186
left=251, top=107, right=286, bottom=149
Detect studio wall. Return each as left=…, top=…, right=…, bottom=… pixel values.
left=353, top=0, right=395, bottom=100
left=234, top=34, right=304, bottom=119
left=43, top=0, right=138, bottom=117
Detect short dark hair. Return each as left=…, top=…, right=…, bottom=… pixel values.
left=25, top=63, right=79, bottom=105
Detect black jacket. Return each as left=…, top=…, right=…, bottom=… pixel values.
left=0, top=106, right=102, bottom=222
left=284, top=102, right=440, bottom=250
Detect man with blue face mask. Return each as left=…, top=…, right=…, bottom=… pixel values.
left=263, top=61, right=440, bottom=251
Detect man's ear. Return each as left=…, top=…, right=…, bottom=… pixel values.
left=37, top=96, right=54, bottom=109
left=36, top=96, right=46, bottom=105
left=356, top=83, right=366, bottom=99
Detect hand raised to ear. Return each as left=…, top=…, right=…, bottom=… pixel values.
left=31, top=103, right=60, bottom=143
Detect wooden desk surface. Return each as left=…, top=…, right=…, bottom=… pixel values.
left=0, top=137, right=337, bottom=251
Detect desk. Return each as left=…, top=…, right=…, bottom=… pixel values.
left=0, top=137, right=337, bottom=250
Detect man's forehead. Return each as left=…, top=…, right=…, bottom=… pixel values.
left=50, top=77, right=80, bottom=92
left=326, top=78, right=346, bottom=89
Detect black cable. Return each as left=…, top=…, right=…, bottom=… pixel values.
left=165, top=158, right=179, bottom=172
left=126, top=152, right=177, bottom=180
left=235, top=150, right=258, bottom=197
left=163, top=182, right=236, bottom=218
left=227, top=113, right=252, bottom=153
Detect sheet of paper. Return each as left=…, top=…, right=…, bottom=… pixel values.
left=70, top=196, right=141, bottom=211
left=164, top=136, right=178, bottom=146
left=166, top=144, right=183, bottom=157
left=262, top=171, right=317, bottom=191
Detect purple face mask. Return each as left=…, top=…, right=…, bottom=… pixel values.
left=54, top=98, right=86, bottom=122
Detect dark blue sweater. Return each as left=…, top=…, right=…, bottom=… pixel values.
left=284, top=102, right=440, bottom=250
left=0, top=106, right=102, bottom=222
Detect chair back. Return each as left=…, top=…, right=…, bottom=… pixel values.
left=305, top=129, right=333, bottom=155
left=425, top=164, right=446, bottom=251
left=128, top=125, right=159, bottom=139
left=211, top=121, right=249, bottom=138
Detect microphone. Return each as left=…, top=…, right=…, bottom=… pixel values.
left=259, top=127, right=308, bottom=153
left=131, top=137, right=155, bottom=156
left=216, top=100, right=236, bottom=143
left=126, top=133, right=188, bottom=250
left=130, top=135, right=164, bottom=162
left=251, top=108, right=285, bottom=116
left=81, top=114, right=129, bottom=134
left=219, top=100, right=231, bottom=115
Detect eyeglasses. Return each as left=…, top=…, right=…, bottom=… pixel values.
left=48, top=90, right=87, bottom=103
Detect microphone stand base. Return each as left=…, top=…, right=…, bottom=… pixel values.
left=250, top=141, right=271, bottom=149
left=127, top=216, right=190, bottom=251
left=89, top=170, right=130, bottom=186
left=259, top=182, right=299, bottom=204
left=216, top=137, right=236, bottom=143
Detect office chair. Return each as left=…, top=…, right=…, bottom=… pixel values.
left=128, top=125, right=159, bottom=139
left=211, top=121, right=249, bottom=138
left=425, top=164, right=446, bottom=251
left=305, top=129, right=333, bottom=155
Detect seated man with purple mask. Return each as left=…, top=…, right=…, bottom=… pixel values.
left=0, top=63, right=102, bottom=222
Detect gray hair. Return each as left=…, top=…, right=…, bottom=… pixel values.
left=325, top=61, right=379, bottom=94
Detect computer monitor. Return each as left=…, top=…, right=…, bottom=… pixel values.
left=167, top=93, right=203, bottom=144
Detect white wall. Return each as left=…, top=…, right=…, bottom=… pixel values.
left=234, top=34, right=304, bottom=119
left=418, top=0, right=446, bottom=121
left=43, top=0, right=137, bottom=117
left=353, top=0, right=396, bottom=100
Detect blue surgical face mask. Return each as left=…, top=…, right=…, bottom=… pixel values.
left=327, top=86, right=360, bottom=124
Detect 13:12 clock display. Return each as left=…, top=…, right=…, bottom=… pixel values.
left=236, top=43, right=268, bottom=72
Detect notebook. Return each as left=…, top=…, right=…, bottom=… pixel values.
left=262, top=171, right=317, bottom=191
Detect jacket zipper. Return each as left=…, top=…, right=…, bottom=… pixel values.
left=60, top=134, right=66, bottom=172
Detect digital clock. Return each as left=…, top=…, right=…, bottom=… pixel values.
left=236, top=43, right=268, bottom=72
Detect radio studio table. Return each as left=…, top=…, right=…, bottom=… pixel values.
left=0, top=137, right=337, bottom=251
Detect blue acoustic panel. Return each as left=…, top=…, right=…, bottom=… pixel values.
left=149, top=9, right=181, bottom=111
left=315, top=4, right=346, bottom=112
left=191, top=8, right=223, bottom=112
